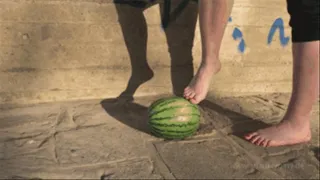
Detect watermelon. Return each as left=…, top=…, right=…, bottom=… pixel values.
left=148, top=96, right=200, bottom=139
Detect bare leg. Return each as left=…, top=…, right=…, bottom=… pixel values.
left=184, top=0, right=233, bottom=104
left=161, top=1, right=198, bottom=96
left=245, top=41, right=319, bottom=147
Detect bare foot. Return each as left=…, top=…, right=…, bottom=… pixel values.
left=184, top=59, right=221, bottom=104
left=244, top=116, right=311, bottom=147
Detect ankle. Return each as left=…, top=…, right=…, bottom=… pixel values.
left=201, top=58, right=221, bottom=74
left=284, top=108, right=312, bottom=119
left=283, top=113, right=311, bottom=128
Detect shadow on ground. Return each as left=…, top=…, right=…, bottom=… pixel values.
left=100, top=98, right=151, bottom=135
left=100, top=98, right=271, bottom=139
left=113, top=0, right=198, bottom=101
left=102, top=0, right=271, bottom=140
left=100, top=0, right=198, bottom=136
left=199, top=100, right=270, bottom=136
left=311, top=147, right=320, bottom=161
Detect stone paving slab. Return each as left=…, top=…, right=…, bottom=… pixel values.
left=257, top=93, right=319, bottom=148
left=211, top=95, right=286, bottom=122
left=0, top=93, right=319, bottom=179
left=154, top=132, right=280, bottom=179
left=1, top=158, right=162, bottom=179
left=1, top=134, right=57, bottom=167
left=55, top=125, right=150, bottom=165
left=0, top=104, right=60, bottom=141
left=203, top=94, right=319, bottom=148
left=272, top=152, right=320, bottom=179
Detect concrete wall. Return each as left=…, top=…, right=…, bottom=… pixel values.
left=0, top=0, right=293, bottom=105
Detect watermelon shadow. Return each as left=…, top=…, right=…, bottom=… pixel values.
left=100, top=98, right=152, bottom=135
left=199, top=100, right=271, bottom=137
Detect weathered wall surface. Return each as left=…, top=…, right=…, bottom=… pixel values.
left=0, top=0, right=293, bottom=105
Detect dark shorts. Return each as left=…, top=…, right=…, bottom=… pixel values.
left=287, top=0, right=320, bottom=42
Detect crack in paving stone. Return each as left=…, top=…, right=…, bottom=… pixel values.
left=177, top=137, right=222, bottom=145
left=153, top=137, right=275, bottom=179
left=52, top=132, right=59, bottom=164
left=217, top=135, right=281, bottom=177
left=151, top=143, right=176, bottom=179
left=253, top=96, right=287, bottom=109
left=145, top=142, right=176, bottom=179
left=4, top=132, right=45, bottom=143
left=266, top=145, right=306, bottom=157
left=272, top=154, right=319, bottom=179
left=71, top=102, right=113, bottom=128
left=256, top=93, right=292, bottom=105
left=276, top=157, right=298, bottom=168
left=74, top=123, right=109, bottom=131
left=55, top=108, right=77, bottom=132
left=37, top=135, right=53, bottom=149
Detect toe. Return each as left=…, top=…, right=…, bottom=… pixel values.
left=183, top=93, right=190, bottom=99
left=190, top=98, right=198, bottom=104
left=244, top=132, right=258, bottom=140
left=191, top=94, right=204, bottom=104
left=188, top=93, right=197, bottom=103
left=257, top=138, right=265, bottom=146
left=266, top=139, right=278, bottom=147
left=251, top=136, right=261, bottom=144
left=263, top=139, right=271, bottom=147
left=189, top=91, right=196, bottom=99
left=183, top=87, right=191, bottom=94
left=183, top=90, right=192, bottom=99
left=260, top=139, right=267, bottom=147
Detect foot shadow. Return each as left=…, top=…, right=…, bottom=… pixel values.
left=113, top=0, right=198, bottom=101
left=199, top=99, right=271, bottom=137
left=101, top=0, right=198, bottom=134
left=108, top=1, right=269, bottom=140
left=311, top=147, right=320, bottom=161
left=100, top=98, right=151, bottom=135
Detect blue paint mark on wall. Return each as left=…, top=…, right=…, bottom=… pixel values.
left=232, top=27, right=246, bottom=53
left=229, top=17, right=246, bottom=53
left=114, top=0, right=290, bottom=53
left=267, top=17, right=290, bottom=46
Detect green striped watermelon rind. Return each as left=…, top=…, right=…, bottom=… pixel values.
left=149, top=123, right=199, bottom=140
left=149, top=123, right=199, bottom=139
left=148, top=96, right=199, bottom=114
left=148, top=96, right=183, bottom=113
left=147, top=96, right=200, bottom=140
